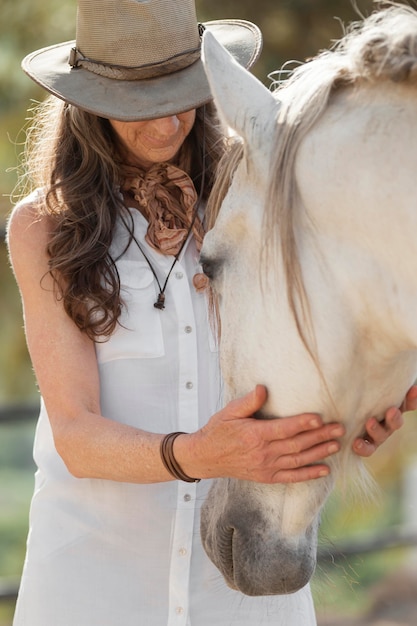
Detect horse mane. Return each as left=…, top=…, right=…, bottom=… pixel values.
left=264, top=3, right=417, bottom=368
left=207, top=3, right=417, bottom=415
left=204, top=135, right=244, bottom=231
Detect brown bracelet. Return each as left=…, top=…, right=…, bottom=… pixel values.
left=160, top=431, right=201, bottom=483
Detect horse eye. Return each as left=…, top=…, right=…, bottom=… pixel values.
left=200, top=255, right=221, bottom=280
left=201, top=260, right=215, bottom=280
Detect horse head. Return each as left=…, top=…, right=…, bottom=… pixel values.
left=200, top=6, right=417, bottom=596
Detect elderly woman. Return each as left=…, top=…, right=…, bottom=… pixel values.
left=7, top=1, right=410, bottom=625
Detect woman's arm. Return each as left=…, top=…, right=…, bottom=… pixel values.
left=7, top=199, right=172, bottom=483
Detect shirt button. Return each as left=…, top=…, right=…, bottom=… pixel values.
left=185, top=382, right=193, bottom=390
left=175, top=272, right=184, bottom=280
left=176, top=607, right=184, bottom=615
left=179, top=547, right=187, bottom=556
left=184, top=493, right=192, bottom=502
left=184, top=325, right=192, bottom=334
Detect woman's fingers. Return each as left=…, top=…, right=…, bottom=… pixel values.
left=275, top=438, right=341, bottom=469
left=271, top=419, right=344, bottom=448
left=200, top=387, right=346, bottom=482
left=352, top=383, right=416, bottom=457
left=353, top=408, right=404, bottom=457
left=239, top=415, right=344, bottom=483
left=221, top=384, right=268, bottom=420
left=271, top=464, right=331, bottom=483
left=403, top=385, right=417, bottom=412
left=258, top=424, right=343, bottom=483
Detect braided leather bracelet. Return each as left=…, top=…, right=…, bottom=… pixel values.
left=160, top=432, right=201, bottom=483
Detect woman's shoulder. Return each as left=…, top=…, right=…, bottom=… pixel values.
left=6, top=189, right=54, bottom=275
left=8, top=188, right=45, bottom=223
left=7, top=189, right=51, bottom=248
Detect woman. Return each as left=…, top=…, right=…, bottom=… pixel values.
left=7, top=1, right=410, bottom=625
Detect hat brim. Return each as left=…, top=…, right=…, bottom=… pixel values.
left=21, top=20, right=262, bottom=121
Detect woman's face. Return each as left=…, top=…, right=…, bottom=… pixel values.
left=109, top=109, right=196, bottom=168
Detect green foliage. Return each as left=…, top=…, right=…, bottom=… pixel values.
left=312, top=484, right=408, bottom=617
left=0, top=244, right=36, bottom=403
left=0, top=424, right=36, bottom=620
left=0, top=0, right=76, bottom=206
left=0, top=467, right=34, bottom=624
left=0, top=469, right=33, bottom=576
left=0, top=422, right=36, bottom=471
left=0, top=0, right=76, bottom=113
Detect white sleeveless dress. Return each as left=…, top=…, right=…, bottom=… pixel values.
left=13, top=207, right=317, bottom=626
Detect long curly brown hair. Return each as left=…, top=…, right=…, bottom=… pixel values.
left=18, top=97, right=226, bottom=339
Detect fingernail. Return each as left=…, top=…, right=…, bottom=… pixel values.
left=330, top=426, right=344, bottom=437
left=318, top=468, right=330, bottom=477
left=394, top=410, right=403, bottom=424
left=309, top=417, right=320, bottom=428
left=328, top=443, right=340, bottom=454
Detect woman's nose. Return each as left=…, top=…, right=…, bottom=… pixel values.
left=152, top=116, right=180, bottom=137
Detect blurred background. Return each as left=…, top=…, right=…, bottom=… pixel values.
left=2, top=1, right=417, bottom=625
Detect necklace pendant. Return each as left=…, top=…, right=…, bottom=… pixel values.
left=154, top=293, right=166, bottom=310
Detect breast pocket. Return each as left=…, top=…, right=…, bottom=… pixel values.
left=96, top=260, right=165, bottom=363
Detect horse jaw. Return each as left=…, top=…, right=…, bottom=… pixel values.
left=201, top=31, right=280, bottom=151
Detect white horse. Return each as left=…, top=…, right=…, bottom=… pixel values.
left=199, top=4, right=417, bottom=597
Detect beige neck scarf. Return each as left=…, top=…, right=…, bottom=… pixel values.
left=120, top=162, right=205, bottom=257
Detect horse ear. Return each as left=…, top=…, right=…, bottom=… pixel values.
left=202, top=30, right=279, bottom=146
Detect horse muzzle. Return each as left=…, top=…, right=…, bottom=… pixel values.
left=200, top=478, right=321, bottom=596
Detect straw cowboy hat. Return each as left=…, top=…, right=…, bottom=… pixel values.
left=22, top=0, right=263, bottom=121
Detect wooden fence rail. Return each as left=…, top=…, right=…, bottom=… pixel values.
left=0, top=404, right=38, bottom=424
left=0, top=578, right=21, bottom=603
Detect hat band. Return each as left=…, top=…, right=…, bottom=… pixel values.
left=68, top=45, right=201, bottom=81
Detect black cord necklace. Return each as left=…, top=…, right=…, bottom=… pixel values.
left=127, top=176, right=204, bottom=310
left=120, top=118, right=206, bottom=310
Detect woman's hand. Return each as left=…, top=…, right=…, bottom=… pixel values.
left=177, top=385, right=345, bottom=484
left=352, top=385, right=417, bottom=457
left=178, top=385, right=417, bottom=483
